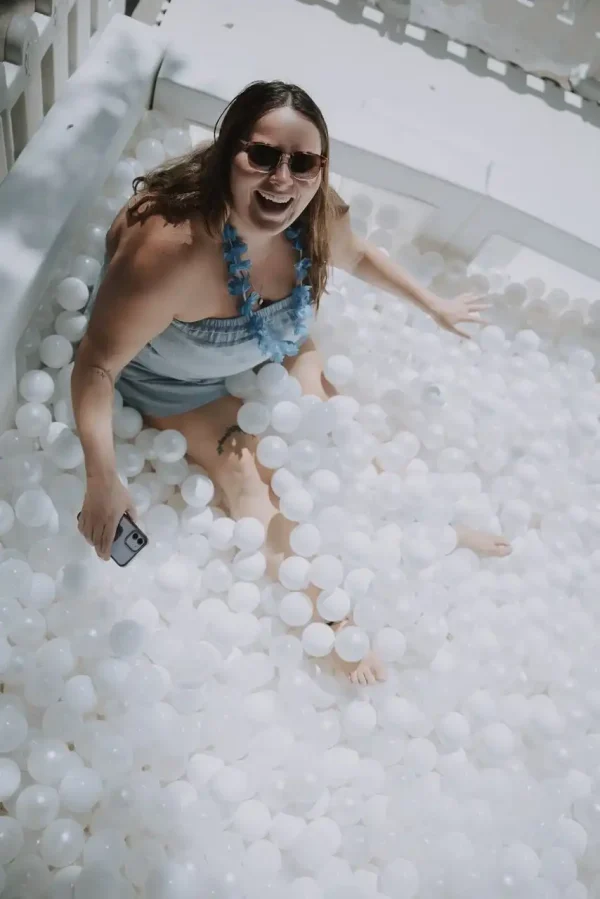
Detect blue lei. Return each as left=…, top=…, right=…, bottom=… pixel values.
left=222, top=220, right=312, bottom=364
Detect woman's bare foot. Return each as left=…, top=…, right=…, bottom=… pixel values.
left=455, top=523, right=512, bottom=557
left=330, top=620, right=387, bottom=685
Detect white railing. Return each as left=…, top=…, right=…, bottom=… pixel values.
left=376, top=0, right=600, bottom=86
left=0, top=0, right=125, bottom=183
left=0, top=14, right=166, bottom=430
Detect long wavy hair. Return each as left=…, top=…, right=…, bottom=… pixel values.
left=127, top=81, right=348, bottom=306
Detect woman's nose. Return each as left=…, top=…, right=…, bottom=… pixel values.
left=270, top=158, right=294, bottom=185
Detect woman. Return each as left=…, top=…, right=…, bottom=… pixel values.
left=72, top=81, right=509, bottom=685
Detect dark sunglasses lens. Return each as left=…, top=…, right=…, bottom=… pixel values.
left=290, top=153, right=320, bottom=178
left=247, top=144, right=280, bottom=170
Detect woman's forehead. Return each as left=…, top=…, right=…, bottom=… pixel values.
left=250, top=107, right=322, bottom=153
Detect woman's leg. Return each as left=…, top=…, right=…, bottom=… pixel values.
left=145, top=340, right=385, bottom=685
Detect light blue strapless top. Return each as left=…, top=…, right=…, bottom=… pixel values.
left=85, top=254, right=311, bottom=418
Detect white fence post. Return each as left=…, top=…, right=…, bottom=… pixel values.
left=71, top=0, right=93, bottom=71
left=4, top=15, right=43, bottom=159
left=0, top=0, right=125, bottom=183
left=0, top=67, right=8, bottom=180
left=34, top=0, right=71, bottom=108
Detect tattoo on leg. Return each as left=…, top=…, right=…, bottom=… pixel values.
left=217, top=424, right=243, bottom=455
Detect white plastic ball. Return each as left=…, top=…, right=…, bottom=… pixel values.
left=19, top=370, right=55, bottom=403
left=301, top=623, right=335, bottom=657
left=56, top=277, right=89, bottom=311
left=334, top=627, right=369, bottom=663
left=279, top=592, right=313, bottom=627
left=271, top=401, right=302, bottom=434
left=324, top=355, right=354, bottom=387
left=238, top=402, right=271, bottom=435
left=40, top=335, right=73, bottom=369
left=257, top=436, right=289, bottom=468
left=153, top=429, right=187, bottom=463
left=135, top=137, right=167, bottom=169
left=290, top=523, right=322, bottom=557
left=15, top=403, right=52, bottom=438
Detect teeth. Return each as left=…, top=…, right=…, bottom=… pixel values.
left=257, top=190, right=291, bottom=205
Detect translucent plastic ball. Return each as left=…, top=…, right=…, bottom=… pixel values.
left=110, top=620, right=145, bottom=657
left=228, top=582, right=261, bottom=613
left=257, top=363, right=289, bottom=396
left=0, top=705, right=28, bottom=752
left=317, top=588, right=351, bottom=623
left=181, top=473, right=215, bottom=508
left=15, top=403, right=52, bottom=438
left=290, top=523, right=322, bottom=557
left=271, top=401, right=302, bottom=434
left=55, top=311, right=87, bottom=343
left=334, top=626, right=370, bottom=663
left=40, top=335, right=73, bottom=369
left=0, top=758, right=21, bottom=800
left=324, top=355, right=354, bottom=387
left=47, top=430, right=84, bottom=469
left=56, top=277, right=89, bottom=311
left=113, top=406, right=143, bottom=440
left=19, top=370, right=55, bottom=403
left=232, top=550, right=266, bottom=581
left=292, top=818, right=342, bottom=871
left=16, top=784, right=60, bottom=829
left=15, top=489, right=54, bottom=527
left=0, top=817, right=24, bottom=864
left=63, top=675, right=97, bottom=715
left=233, top=800, right=273, bottom=840
left=279, top=556, right=310, bottom=591
left=0, top=500, right=15, bottom=536
left=381, top=858, right=419, bottom=898
left=238, top=402, right=271, bottom=435
left=135, top=137, right=167, bottom=169
left=233, top=517, right=265, bottom=552
left=74, top=862, right=120, bottom=899
left=289, top=440, right=321, bottom=474
left=301, top=623, right=335, bottom=657
left=144, top=504, right=179, bottom=539
left=163, top=126, right=193, bottom=156
left=280, top=488, right=314, bottom=523
left=343, top=701, right=377, bottom=737
left=153, top=429, right=187, bottom=463
left=257, top=436, right=289, bottom=469
left=279, top=592, right=314, bottom=627
left=41, top=818, right=85, bottom=868
left=309, top=555, right=344, bottom=591
left=436, top=712, right=471, bottom=749
left=372, top=627, right=406, bottom=662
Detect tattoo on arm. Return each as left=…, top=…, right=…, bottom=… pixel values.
left=217, top=424, right=243, bottom=455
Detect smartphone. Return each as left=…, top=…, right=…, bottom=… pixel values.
left=78, top=511, right=148, bottom=566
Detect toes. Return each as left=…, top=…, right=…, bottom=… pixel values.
left=349, top=671, right=358, bottom=684
left=365, top=669, right=376, bottom=685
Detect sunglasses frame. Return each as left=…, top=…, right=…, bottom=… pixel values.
left=239, top=140, right=327, bottom=181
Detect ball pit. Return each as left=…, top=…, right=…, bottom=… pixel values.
left=0, top=111, right=600, bottom=897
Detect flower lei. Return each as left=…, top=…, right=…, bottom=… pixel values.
left=222, top=220, right=312, bottom=363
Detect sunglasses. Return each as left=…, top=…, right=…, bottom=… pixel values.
left=240, top=141, right=326, bottom=182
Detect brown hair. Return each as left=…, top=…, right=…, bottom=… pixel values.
left=128, top=80, right=349, bottom=306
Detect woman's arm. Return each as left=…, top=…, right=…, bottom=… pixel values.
left=72, top=227, right=190, bottom=478
left=329, top=199, right=489, bottom=337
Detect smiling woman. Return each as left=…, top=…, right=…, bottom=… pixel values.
left=71, top=79, right=499, bottom=685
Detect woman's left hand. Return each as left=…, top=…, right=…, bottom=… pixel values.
left=426, top=292, right=491, bottom=338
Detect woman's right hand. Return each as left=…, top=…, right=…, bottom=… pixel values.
left=78, top=473, right=137, bottom=561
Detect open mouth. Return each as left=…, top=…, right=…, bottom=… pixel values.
left=255, top=190, right=293, bottom=214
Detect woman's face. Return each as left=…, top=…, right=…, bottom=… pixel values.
left=229, top=106, right=324, bottom=236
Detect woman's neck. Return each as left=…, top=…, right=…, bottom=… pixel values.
left=227, top=214, right=285, bottom=258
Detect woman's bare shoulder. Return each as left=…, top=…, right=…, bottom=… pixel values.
left=107, top=197, right=209, bottom=267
